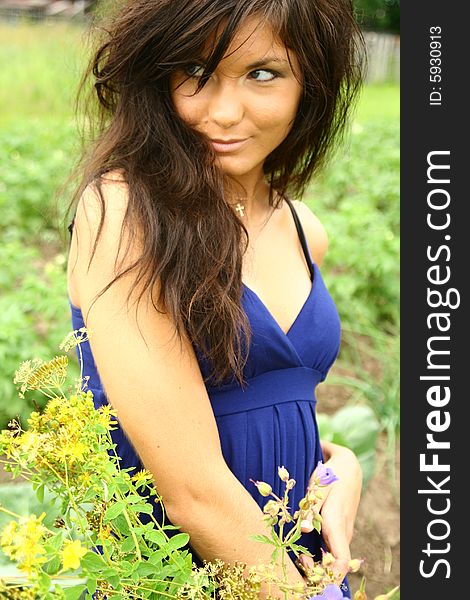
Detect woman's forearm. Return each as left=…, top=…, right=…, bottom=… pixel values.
left=167, top=468, right=305, bottom=599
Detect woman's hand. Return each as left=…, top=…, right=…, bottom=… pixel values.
left=299, top=441, right=362, bottom=581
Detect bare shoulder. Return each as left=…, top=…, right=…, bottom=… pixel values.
left=291, top=199, right=329, bottom=267
left=68, top=171, right=140, bottom=311
left=76, top=170, right=129, bottom=231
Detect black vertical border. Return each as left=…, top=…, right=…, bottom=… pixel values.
left=401, top=2, right=467, bottom=597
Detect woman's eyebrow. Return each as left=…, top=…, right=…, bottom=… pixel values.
left=244, top=57, right=289, bottom=70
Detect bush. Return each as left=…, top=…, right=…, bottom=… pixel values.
left=308, top=120, right=399, bottom=331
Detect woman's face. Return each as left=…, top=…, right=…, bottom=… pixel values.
left=171, top=16, right=303, bottom=183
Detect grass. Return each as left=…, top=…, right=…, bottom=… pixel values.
left=0, top=21, right=85, bottom=127
left=355, top=83, right=399, bottom=123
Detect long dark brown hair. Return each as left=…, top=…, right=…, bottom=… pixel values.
left=67, top=0, right=364, bottom=387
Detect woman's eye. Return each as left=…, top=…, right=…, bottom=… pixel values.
left=250, top=69, right=278, bottom=82
left=185, top=64, right=205, bottom=78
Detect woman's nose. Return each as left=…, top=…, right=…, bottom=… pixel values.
left=207, top=82, right=244, bottom=129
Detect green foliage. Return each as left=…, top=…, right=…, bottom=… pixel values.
left=318, top=405, right=380, bottom=488
left=0, top=239, right=77, bottom=429
left=0, top=120, right=78, bottom=244
left=308, top=115, right=399, bottom=441
left=0, top=120, right=80, bottom=429
left=307, top=120, right=399, bottom=330
left=354, top=0, right=400, bottom=34
left=332, top=326, right=400, bottom=486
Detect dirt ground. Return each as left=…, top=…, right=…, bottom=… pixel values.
left=317, top=371, right=400, bottom=598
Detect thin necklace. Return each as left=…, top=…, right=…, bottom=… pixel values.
left=231, top=189, right=278, bottom=222
left=239, top=191, right=280, bottom=243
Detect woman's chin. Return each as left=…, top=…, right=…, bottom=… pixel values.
left=214, top=156, right=262, bottom=181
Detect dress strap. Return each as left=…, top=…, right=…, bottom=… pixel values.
left=284, top=197, right=315, bottom=282
left=67, top=214, right=76, bottom=238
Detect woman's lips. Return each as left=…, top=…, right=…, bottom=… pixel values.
left=210, top=138, right=248, bottom=153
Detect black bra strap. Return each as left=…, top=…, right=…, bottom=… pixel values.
left=284, top=197, right=315, bottom=282
left=67, top=214, right=76, bottom=238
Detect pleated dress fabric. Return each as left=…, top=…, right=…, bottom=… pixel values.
left=67, top=198, right=349, bottom=597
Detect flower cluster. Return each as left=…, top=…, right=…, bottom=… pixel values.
left=0, top=513, right=48, bottom=576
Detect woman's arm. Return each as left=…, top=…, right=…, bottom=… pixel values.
left=68, top=178, right=305, bottom=598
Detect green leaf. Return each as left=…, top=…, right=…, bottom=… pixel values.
left=120, top=560, right=134, bottom=576
left=87, top=577, right=97, bottom=594
left=104, top=501, right=125, bottom=522
left=290, top=544, right=312, bottom=556
left=131, top=503, right=154, bottom=514
left=124, top=494, right=145, bottom=503
left=82, top=487, right=99, bottom=503
left=316, top=413, right=334, bottom=441
left=43, top=555, right=61, bottom=575
left=45, top=531, right=64, bottom=551
left=136, top=561, right=159, bottom=577
left=250, top=534, right=272, bottom=545
left=167, top=532, right=190, bottom=552
left=330, top=405, right=380, bottom=456
left=64, top=585, right=87, bottom=600
left=81, top=551, right=107, bottom=571
left=37, top=571, right=51, bottom=590
left=121, top=535, right=138, bottom=553
left=91, top=423, right=108, bottom=435
left=35, top=482, right=45, bottom=503
left=108, top=575, right=121, bottom=589
left=145, top=530, right=167, bottom=546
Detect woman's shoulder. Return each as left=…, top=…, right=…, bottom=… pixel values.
left=68, top=170, right=143, bottom=311
left=78, top=170, right=129, bottom=225
left=290, top=199, right=329, bottom=267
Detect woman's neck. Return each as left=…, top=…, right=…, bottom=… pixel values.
left=225, top=176, right=273, bottom=224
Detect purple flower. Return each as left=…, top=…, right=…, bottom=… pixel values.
left=315, top=461, right=339, bottom=486
left=310, top=583, right=349, bottom=599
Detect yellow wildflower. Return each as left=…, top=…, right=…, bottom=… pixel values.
left=61, top=539, right=87, bottom=571
left=13, top=359, right=42, bottom=397
left=59, top=327, right=90, bottom=352
left=2, top=514, right=48, bottom=576
left=57, top=441, right=89, bottom=465
left=131, top=469, right=154, bottom=486
left=97, top=404, right=119, bottom=429
left=0, top=521, right=18, bottom=554
left=26, top=356, right=68, bottom=390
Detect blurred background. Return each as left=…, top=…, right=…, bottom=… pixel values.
left=0, top=0, right=399, bottom=596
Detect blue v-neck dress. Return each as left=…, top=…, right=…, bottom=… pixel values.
left=68, top=198, right=348, bottom=595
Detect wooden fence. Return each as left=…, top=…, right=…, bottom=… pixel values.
left=0, top=0, right=93, bottom=19
left=363, top=31, right=400, bottom=84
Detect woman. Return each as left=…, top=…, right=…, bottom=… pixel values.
left=66, top=0, right=364, bottom=597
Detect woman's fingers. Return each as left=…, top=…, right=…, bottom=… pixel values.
left=323, top=526, right=351, bottom=581
left=296, top=553, right=316, bottom=578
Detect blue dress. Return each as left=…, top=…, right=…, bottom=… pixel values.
left=68, top=198, right=348, bottom=596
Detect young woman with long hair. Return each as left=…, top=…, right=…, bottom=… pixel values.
left=66, top=0, right=364, bottom=596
